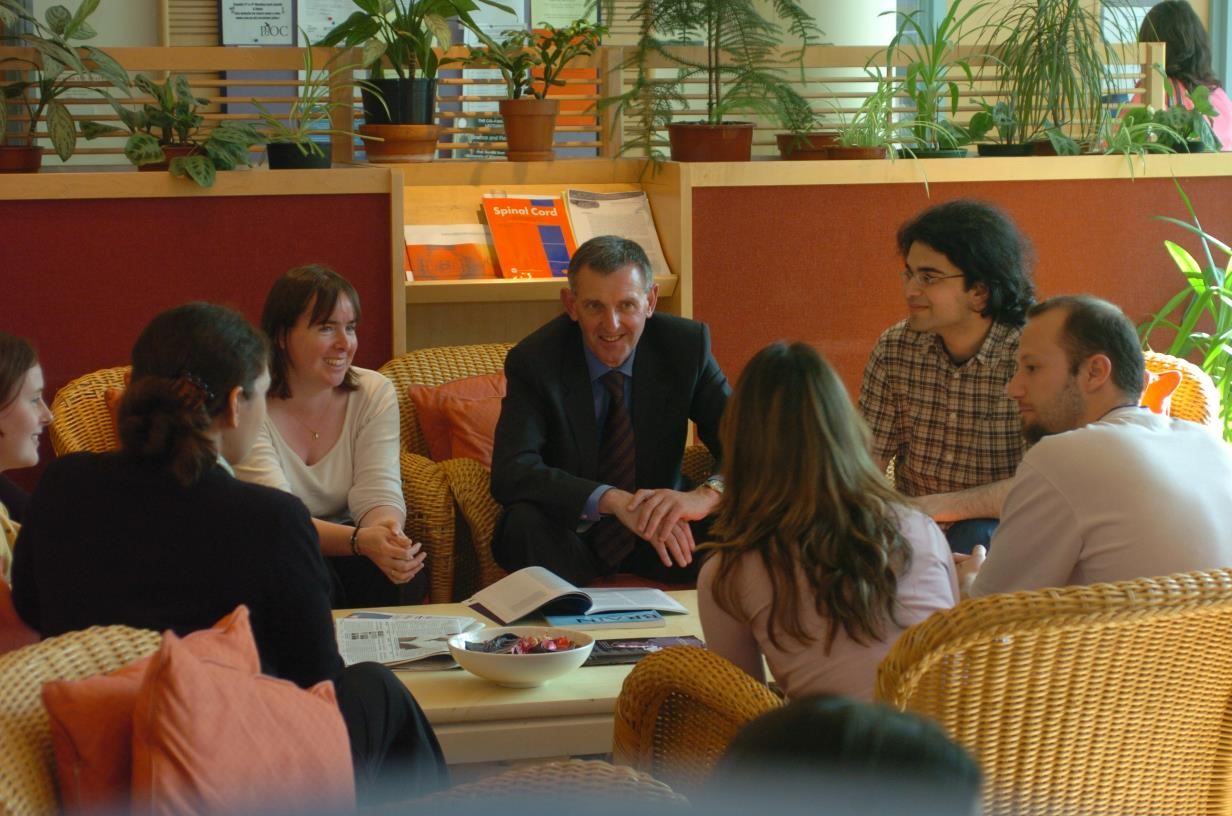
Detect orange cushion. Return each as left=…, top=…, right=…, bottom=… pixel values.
left=1140, top=369, right=1183, bottom=415
left=131, top=631, right=354, bottom=815
left=41, top=606, right=260, bottom=814
left=407, top=373, right=506, bottom=467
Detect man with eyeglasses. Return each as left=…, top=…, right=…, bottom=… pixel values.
left=859, top=199, right=1036, bottom=554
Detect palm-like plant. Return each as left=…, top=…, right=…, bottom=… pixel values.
left=1139, top=181, right=1232, bottom=442
left=454, top=18, right=607, bottom=100
left=600, top=0, right=822, bottom=160
left=0, top=0, right=129, bottom=160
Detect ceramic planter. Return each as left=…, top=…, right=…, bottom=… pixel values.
left=0, top=145, right=43, bottom=173
left=977, top=143, right=1035, bottom=157
left=776, top=131, right=839, bottom=160
left=499, top=98, right=560, bottom=162
left=267, top=141, right=332, bottom=169
left=668, top=122, right=755, bottom=162
left=359, top=124, right=439, bottom=163
left=364, top=78, right=437, bottom=126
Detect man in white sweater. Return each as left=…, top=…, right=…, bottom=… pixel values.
left=964, top=295, right=1232, bottom=596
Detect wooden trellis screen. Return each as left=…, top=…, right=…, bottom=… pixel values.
left=0, top=42, right=1164, bottom=164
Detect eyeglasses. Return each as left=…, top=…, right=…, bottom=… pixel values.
left=900, top=269, right=965, bottom=287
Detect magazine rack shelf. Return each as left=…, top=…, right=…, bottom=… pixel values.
left=394, top=159, right=686, bottom=350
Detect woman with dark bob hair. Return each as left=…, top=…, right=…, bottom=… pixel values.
left=235, top=264, right=424, bottom=608
left=0, top=331, right=52, bottom=585
left=12, top=303, right=447, bottom=803
left=699, top=342, right=958, bottom=700
left=1139, top=0, right=1232, bottom=149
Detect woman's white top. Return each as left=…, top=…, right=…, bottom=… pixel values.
left=234, top=367, right=405, bottom=523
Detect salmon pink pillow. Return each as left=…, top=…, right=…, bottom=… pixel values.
left=408, top=373, right=506, bottom=467
left=131, top=631, right=354, bottom=816
left=41, top=607, right=259, bottom=814
left=1140, top=369, right=1182, bottom=415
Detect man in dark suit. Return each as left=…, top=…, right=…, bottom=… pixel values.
left=491, top=235, right=731, bottom=586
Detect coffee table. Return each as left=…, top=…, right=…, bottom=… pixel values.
left=336, top=590, right=701, bottom=765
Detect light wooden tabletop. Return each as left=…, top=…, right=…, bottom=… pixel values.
left=334, top=590, right=701, bottom=765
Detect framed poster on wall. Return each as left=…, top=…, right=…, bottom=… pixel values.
left=220, top=0, right=294, bottom=45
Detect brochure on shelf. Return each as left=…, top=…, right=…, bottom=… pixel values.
left=334, top=612, right=482, bottom=669
left=564, top=188, right=671, bottom=278
left=403, top=224, right=499, bottom=282
left=466, top=565, right=688, bottom=625
left=481, top=193, right=577, bottom=278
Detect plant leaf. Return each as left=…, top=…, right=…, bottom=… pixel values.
left=124, top=132, right=164, bottom=165
left=171, top=154, right=216, bottom=188
left=81, top=45, right=130, bottom=92
left=44, top=98, right=77, bottom=160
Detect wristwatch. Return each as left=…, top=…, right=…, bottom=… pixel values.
left=702, top=475, right=725, bottom=495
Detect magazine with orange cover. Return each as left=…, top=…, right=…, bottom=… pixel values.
left=403, top=225, right=498, bottom=282
left=481, top=193, right=577, bottom=278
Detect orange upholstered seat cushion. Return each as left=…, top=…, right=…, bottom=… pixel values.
left=1140, top=369, right=1182, bottom=415
left=131, top=631, right=354, bottom=815
left=408, top=373, right=506, bottom=467
left=41, top=606, right=260, bottom=814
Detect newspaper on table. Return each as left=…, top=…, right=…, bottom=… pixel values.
left=335, top=612, right=483, bottom=670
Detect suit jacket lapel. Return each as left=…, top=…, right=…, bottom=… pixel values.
left=561, top=336, right=599, bottom=478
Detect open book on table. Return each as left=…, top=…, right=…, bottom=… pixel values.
left=466, top=566, right=689, bottom=625
left=335, top=612, right=482, bottom=670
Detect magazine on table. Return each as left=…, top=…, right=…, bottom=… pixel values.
left=543, top=609, right=666, bottom=630
left=334, top=612, right=482, bottom=669
left=465, top=566, right=689, bottom=625
left=583, top=635, right=706, bottom=667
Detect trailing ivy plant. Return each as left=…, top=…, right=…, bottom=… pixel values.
left=1139, top=180, right=1232, bottom=441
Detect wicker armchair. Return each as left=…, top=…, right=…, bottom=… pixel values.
left=378, top=344, right=513, bottom=603
left=48, top=366, right=129, bottom=455
left=1143, top=350, right=1222, bottom=429
left=612, top=646, right=782, bottom=794
left=0, top=625, right=160, bottom=815
left=875, top=568, right=1232, bottom=816
left=418, top=759, right=687, bottom=806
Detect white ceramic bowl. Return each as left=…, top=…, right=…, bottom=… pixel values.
left=448, top=626, right=595, bottom=688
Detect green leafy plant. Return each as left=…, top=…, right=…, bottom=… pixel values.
left=883, top=0, right=986, bottom=151
left=82, top=73, right=263, bottom=188
left=252, top=43, right=383, bottom=157
left=451, top=17, right=606, bottom=100
left=316, top=0, right=514, bottom=81
left=967, top=100, right=1019, bottom=144
left=0, top=0, right=129, bottom=160
left=598, top=0, right=823, bottom=160
left=979, top=0, right=1116, bottom=147
left=834, top=69, right=898, bottom=151
left=1139, top=181, right=1232, bottom=441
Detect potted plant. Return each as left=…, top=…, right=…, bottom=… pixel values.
left=827, top=69, right=897, bottom=161
left=316, top=0, right=514, bottom=162
left=967, top=100, right=1034, bottom=156
left=978, top=0, right=1116, bottom=152
left=82, top=73, right=264, bottom=188
left=1139, top=181, right=1232, bottom=441
left=252, top=44, right=384, bottom=169
left=884, top=0, right=985, bottom=158
left=0, top=0, right=130, bottom=172
left=775, top=98, right=837, bottom=160
left=599, top=0, right=823, bottom=162
left=450, top=17, right=606, bottom=161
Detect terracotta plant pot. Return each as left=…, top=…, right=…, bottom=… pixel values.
left=668, top=122, right=754, bottom=162
left=776, top=131, right=838, bottom=160
left=267, top=141, right=332, bottom=169
left=360, top=124, right=439, bottom=163
left=826, top=145, right=889, bottom=160
left=0, top=145, right=43, bottom=173
left=138, top=144, right=198, bottom=172
left=499, top=98, right=559, bottom=162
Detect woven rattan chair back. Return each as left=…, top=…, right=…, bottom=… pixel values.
left=0, top=625, right=160, bottom=815
left=876, top=568, right=1232, bottom=816
left=48, top=366, right=129, bottom=456
left=1143, top=350, right=1222, bottom=430
left=418, top=759, right=687, bottom=805
left=377, top=344, right=514, bottom=459
left=613, top=646, right=782, bottom=795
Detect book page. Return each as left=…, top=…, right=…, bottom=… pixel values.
left=466, top=565, right=588, bottom=624
left=564, top=189, right=671, bottom=278
left=584, top=588, right=689, bottom=615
